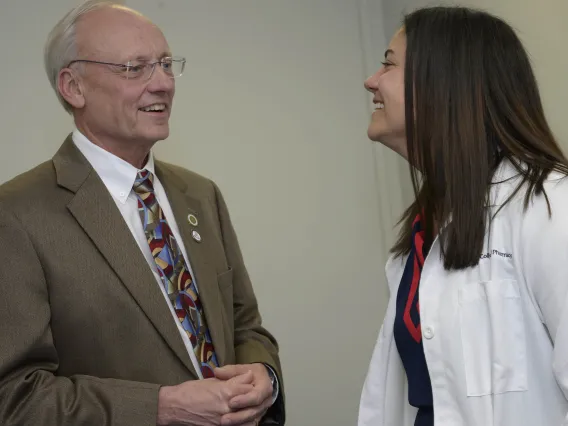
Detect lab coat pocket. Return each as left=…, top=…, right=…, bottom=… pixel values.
left=459, top=279, right=528, bottom=396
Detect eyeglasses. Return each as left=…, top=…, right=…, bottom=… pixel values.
left=67, top=56, right=186, bottom=80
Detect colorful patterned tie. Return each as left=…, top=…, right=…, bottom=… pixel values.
left=133, top=170, right=219, bottom=378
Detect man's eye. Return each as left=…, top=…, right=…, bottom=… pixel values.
left=126, top=64, right=145, bottom=73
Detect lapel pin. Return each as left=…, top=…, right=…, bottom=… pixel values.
left=188, top=213, right=199, bottom=227
left=192, top=230, right=202, bottom=243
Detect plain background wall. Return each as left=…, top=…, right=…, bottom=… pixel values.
left=381, top=0, right=568, bottom=150
left=0, top=1, right=405, bottom=425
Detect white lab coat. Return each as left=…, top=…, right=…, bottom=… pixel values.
left=359, top=159, right=568, bottom=426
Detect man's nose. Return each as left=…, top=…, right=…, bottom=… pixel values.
left=147, top=64, right=175, bottom=92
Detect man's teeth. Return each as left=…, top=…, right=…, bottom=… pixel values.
left=141, top=104, right=166, bottom=112
left=375, top=102, right=384, bottom=110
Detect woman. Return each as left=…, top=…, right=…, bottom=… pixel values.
left=358, top=6, right=568, bottom=426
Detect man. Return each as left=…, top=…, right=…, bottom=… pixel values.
left=0, top=1, right=284, bottom=425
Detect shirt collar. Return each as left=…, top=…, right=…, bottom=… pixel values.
left=72, top=128, right=156, bottom=204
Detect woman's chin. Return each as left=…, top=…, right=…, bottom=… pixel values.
left=367, top=127, right=386, bottom=142
left=367, top=132, right=408, bottom=159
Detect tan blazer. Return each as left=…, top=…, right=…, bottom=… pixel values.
left=0, top=136, right=284, bottom=425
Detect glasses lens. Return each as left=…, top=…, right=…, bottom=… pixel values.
left=142, top=58, right=186, bottom=80
left=169, top=58, right=185, bottom=78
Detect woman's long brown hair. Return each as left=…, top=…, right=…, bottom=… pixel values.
left=391, top=7, right=568, bottom=270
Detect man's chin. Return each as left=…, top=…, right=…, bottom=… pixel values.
left=140, top=127, right=170, bottom=143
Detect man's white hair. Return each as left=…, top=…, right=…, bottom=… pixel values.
left=44, top=0, right=127, bottom=113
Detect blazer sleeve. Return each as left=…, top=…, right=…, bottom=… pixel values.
left=211, top=182, right=286, bottom=425
left=520, top=181, right=568, bottom=424
left=0, top=206, right=161, bottom=426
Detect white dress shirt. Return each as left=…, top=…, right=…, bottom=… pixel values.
left=72, top=129, right=207, bottom=378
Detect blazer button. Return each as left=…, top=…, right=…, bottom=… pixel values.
left=423, top=326, right=434, bottom=339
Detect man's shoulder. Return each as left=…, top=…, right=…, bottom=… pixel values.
left=0, top=160, right=58, bottom=210
left=156, top=160, right=220, bottom=198
left=157, top=160, right=208, bottom=182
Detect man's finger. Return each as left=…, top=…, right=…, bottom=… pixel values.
left=227, top=369, right=254, bottom=385
left=215, top=364, right=248, bottom=380
left=220, top=407, right=261, bottom=426
left=223, top=371, right=255, bottom=400
left=228, top=386, right=272, bottom=411
left=229, top=376, right=272, bottom=409
left=227, top=382, right=254, bottom=400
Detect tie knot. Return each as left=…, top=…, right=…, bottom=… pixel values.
left=133, top=170, right=155, bottom=195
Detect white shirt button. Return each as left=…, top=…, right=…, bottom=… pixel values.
left=119, top=191, right=126, bottom=197
left=423, top=326, right=434, bottom=339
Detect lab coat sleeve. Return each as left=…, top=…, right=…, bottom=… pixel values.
left=520, top=180, right=568, bottom=423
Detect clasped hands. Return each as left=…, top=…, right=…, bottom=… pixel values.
left=157, top=363, right=274, bottom=426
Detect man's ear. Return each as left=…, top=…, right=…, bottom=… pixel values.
left=58, top=68, right=85, bottom=109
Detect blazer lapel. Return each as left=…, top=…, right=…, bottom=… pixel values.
left=156, top=163, right=228, bottom=367
left=53, top=136, right=198, bottom=378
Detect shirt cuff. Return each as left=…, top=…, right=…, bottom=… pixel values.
left=263, top=363, right=279, bottom=405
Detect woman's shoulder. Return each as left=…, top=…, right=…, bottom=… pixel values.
left=492, top=160, right=568, bottom=232
left=491, top=159, right=568, bottom=206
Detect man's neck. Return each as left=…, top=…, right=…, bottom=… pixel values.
left=75, top=125, right=153, bottom=169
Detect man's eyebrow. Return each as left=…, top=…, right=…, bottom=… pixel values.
left=127, top=52, right=173, bottom=62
